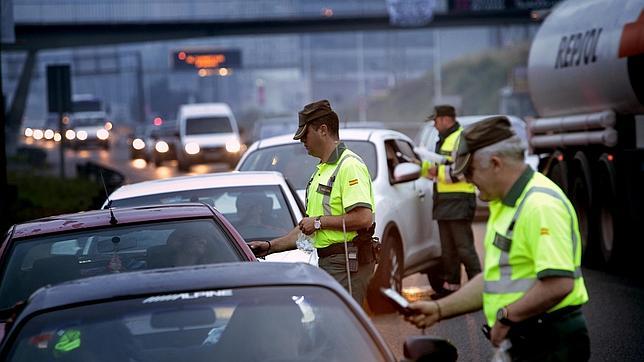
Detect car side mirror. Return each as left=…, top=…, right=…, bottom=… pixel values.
left=403, top=335, right=458, bottom=361
left=392, top=162, right=421, bottom=184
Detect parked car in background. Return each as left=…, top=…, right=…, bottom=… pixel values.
left=104, top=171, right=315, bottom=264
left=0, top=262, right=457, bottom=361
left=0, top=204, right=255, bottom=341
left=236, top=129, right=442, bottom=294
left=176, top=103, right=244, bottom=171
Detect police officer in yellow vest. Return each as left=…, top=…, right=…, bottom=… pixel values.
left=423, top=105, right=481, bottom=299
left=249, top=100, right=376, bottom=305
left=405, top=116, right=590, bottom=361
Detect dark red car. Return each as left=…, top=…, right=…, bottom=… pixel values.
left=0, top=203, right=255, bottom=340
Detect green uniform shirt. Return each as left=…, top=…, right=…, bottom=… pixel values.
left=306, top=143, right=375, bottom=249
left=482, top=168, right=589, bottom=326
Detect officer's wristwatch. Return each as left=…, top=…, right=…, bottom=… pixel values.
left=496, top=307, right=517, bottom=326
left=314, top=216, right=322, bottom=230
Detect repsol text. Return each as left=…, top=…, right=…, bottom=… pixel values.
left=555, top=28, right=603, bottom=69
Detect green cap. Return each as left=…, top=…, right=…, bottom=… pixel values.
left=293, top=100, right=336, bottom=140
left=426, top=105, right=456, bottom=121
left=452, top=116, right=516, bottom=176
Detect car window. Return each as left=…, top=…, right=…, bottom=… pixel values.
left=384, top=139, right=420, bottom=184
left=109, top=185, right=296, bottom=242
left=239, top=141, right=377, bottom=190
left=185, top=116, right=233, bottom=135
left=6, top=286, right=385, bottom=362
left=0, top=219, right=241, bottom=310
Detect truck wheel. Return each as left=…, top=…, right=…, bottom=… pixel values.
left=366, top=226, right=403, bottom=314
left=547, top=151, right=569, bottom=193
left=595, top=154, right=618, bottom=267
left=571, top=152, right=595, bottom=266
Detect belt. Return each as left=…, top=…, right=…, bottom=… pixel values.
left=482, top=305, right=584, bottom=340
left=317, top=242, right=355, bottom=258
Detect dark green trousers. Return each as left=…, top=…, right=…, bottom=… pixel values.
left=318, top=254, right=375, bottom=305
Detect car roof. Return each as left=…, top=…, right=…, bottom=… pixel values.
left=21, top=262, right=341, bottom=316
left=457, top=114, right=526, bottom=127
left=251, top=128, right=410, bottom=149
left=108, top=171, right=287, bottom=201
left=11, top=203, right=217, bottom=240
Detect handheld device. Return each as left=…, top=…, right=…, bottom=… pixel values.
left=380, top=287, right=419, bottom=316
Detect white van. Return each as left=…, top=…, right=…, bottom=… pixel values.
left=176, top=103, right=242, bottom=171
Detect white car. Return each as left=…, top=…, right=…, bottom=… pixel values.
left=103, top=171, right=315, bottom=264
left=236, top=128, right=442, bottom=292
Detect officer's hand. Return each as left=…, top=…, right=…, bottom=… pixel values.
left=298, top=217, right=316, bottom=235
left=490, top=322, right=510, bottom=347
left=247, top=240, right=270, bottom=257
left=427, top=165, right=438, bottom=179
left=403, top=301, right=441, bottom=329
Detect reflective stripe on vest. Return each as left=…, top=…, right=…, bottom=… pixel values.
left=436, top=129, right=475, bottom=194
left=322, top=153, right=363, bottom=216
left=484, top=186, right=583, bottom=294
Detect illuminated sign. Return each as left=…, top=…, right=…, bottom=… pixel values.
left=173, top=49, right=241, bottom=71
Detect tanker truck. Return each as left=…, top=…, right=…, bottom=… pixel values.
left=527, top=0, right=644, bottom=270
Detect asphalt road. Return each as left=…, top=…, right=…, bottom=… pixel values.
left=23, top=134, right=644, bottom=361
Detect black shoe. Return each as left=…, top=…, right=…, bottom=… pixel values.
left=430, top=289, right=454, bottom=300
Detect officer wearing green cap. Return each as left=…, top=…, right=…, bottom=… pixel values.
left=420, top=105, right=481, bottom=300
left=404, top=116, right=590, bottom=361
left=249, top=100, right=376, bottom=305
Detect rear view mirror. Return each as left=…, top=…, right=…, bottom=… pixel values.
left=150, top=307, right=216, bottom=329
left=393, top=162, right=421, bottom=184
left=404, top=335, right=458, bottom=361
left=97, top=237, right=138, bottom=253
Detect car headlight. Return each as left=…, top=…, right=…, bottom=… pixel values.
left=65, top=130, right=76, bottom=140
left=32, top=129, right=44, bottom=140
left=132, top=138, right=145, bottom=150
left=24, top=128, right=34, bottom=137
left=185, top=142, right=200, bottom=155
left=77, top=130, right=88, bottom=141
left=54, top=132, right=62, bottom=142
left=96, top=129, right=109, bottom=140
left=155, top=141, right=169, bottom=153
left=225, top=138, right=241, bottom=153
left=44, top=129, right=55, bottom=140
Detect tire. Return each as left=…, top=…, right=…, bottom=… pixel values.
left=547, top=152, right=569, bottom=193
left=595, top=154, right=618, bottom=267
left=366, top=226, right=403, bottom=314
left=570, top=153, right=595, bottom=266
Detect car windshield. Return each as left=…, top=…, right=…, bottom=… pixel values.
left=6, top=286, right=385, bottom=362
left=71, top=117, right=105, bottom=127
left=239, top=141, right=377, bottom=190
left=109, top=185, right=295, bottom=242
left=0, top=219, right=241, bottom=310
left=185, top=116, right=233, bottom=135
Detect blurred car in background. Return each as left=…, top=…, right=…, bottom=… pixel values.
left=147, top=120, right=179, bottom=166
left=66, top=112, right=111, bottom=150
left=128, top=125, right=150, bottom=160
left=0, top=204, right=255, bottom=340
left=0, top=262, right=456, bottom=361
left=236, top=129, right=441, bottom=294
left=249, top=116, right=296, bottom=144
left=104, top=171, right=316, bottom=264
left=176, top=103, right=244, bottom=171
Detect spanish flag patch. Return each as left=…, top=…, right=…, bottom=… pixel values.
left=349, top=178, right=359, bottom=186
left=540, top=227, right=550, bottom=236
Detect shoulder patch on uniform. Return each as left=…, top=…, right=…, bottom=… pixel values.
left=349, top=178, right=359, bottom=186
left=540, top=227, right=550, bottom=236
